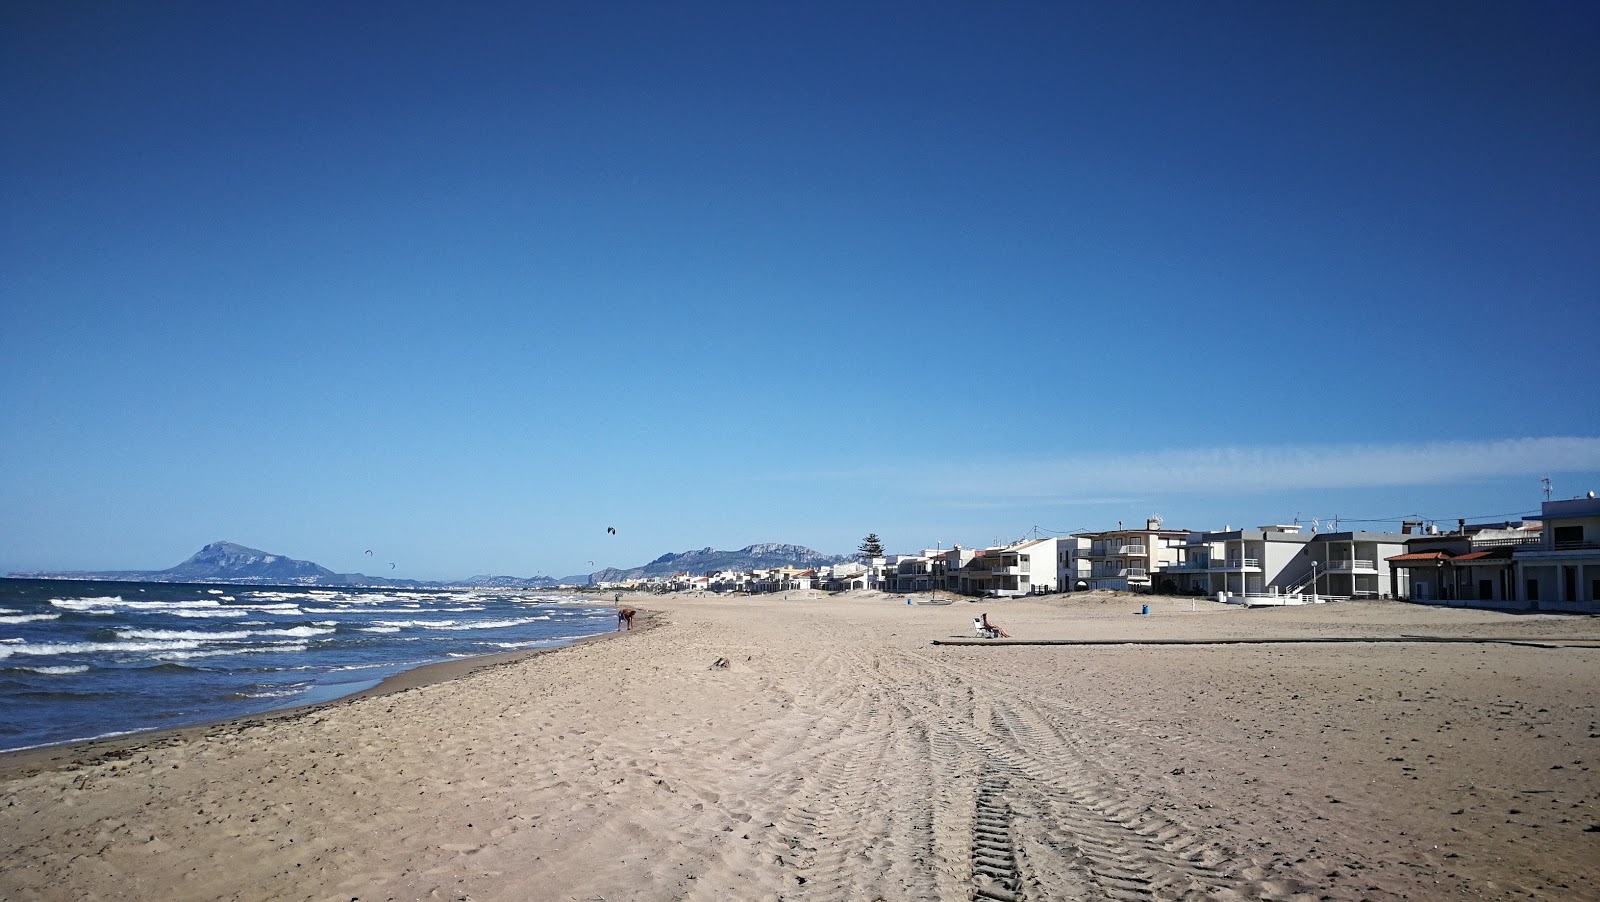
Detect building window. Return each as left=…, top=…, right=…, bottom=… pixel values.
left=1553, top=525, right=1583, bottom=547
left=1526, top=579, right=1539, bottom=601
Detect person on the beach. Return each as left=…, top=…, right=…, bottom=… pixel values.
left=980, top=612, right=1009, bottom=638
left=617, top=608, right=635, bottom=631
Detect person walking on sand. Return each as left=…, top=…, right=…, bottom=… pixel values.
left=980, top=612, right=1009, bottom=638
left=616, top=608, right=635, bottom=631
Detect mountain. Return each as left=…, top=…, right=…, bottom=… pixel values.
left=451, top=574, right=565, bottom=589
left=587, top=543, right=853, bottom=583
left=159, top=541, right=339, bottom=583
left=9, top=540, right=853, bottom=588
left=9, top=541, right=426, bottom=587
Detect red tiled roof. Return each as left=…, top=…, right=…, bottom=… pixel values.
left=1386, top=551, right=1452, bottom=562
left=1452, top=548, right=1514, bottom=562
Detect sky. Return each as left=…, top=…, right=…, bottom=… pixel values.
left=3, top=1, right=1597, bottom=579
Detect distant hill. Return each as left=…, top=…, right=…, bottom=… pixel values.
left=10, top=541, right=432, bottom=587
left=9, top=540, right=851, bottom=588
left=588, top=543, right=853, bottom=583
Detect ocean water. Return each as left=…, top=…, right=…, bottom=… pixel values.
left=0, top=578, right=614, bottom=753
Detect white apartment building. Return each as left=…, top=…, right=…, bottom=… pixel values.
left=955, top=538, right=1062, bottom=597
left=935, top=545, right=977, bottom=593
left=1163, top=525, right=1409, bottom=600
left=1303, top=531, right=1410, bottom=599
left=1517, top=495, right=1600, bottom=610
left=1056, top=536, right=1091, bottom=592
left=1074, top=520, right=1188, bottom=592
left=1162, top=525, right=1311, bottom=597
left=889, top=553, right=934, bottom=594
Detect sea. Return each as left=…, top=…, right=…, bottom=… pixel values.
left=0, top=578, right=615, bottom=753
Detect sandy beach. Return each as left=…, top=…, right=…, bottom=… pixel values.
left=3, top=591, right=1598, bottom=901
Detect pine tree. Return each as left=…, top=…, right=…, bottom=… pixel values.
left=858, top=533, right=885, bottom=559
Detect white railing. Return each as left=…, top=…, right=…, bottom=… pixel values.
left=1218, top=558, right=1261, bottom=569
left=1326, top=559, right=1375, bottom=572
left=1115, top=544, right=1147, bottom=555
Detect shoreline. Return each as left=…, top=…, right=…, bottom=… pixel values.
left=0, top=604, right=649, bottom=780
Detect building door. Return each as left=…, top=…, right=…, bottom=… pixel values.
left=1478, top=579, right=1492, bottom=601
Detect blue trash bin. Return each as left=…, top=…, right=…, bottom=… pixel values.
left=1141, top=604, right=1149, bottom=615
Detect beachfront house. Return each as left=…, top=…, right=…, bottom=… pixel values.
left=1056, top=536, right=1091, bottom=592
left=1074, top=520, right=1189, bottom=592
left=887, top=552, right=940, bottom=593
left=708, top=570, right=749, bottom=593
left=1516, top=495, right=1600, bottom=610
left=1386, top=521, right=1541, bottom=604
left=1161, top=525, right=1312, bottom=598
left=826, top=561, right=871, bottom=591
left=1303, top=531, right=1410, bottom=600
left=934, top=545, right=976, bottom=593
left=953, top=538, right=1063, bottom=597
left=1158, top=524, right=1408, bottom=602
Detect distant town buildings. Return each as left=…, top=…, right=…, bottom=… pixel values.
left=586, top=493, right=1599, bottom=613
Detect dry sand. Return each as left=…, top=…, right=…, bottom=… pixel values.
left=2, top=591, right=1598, bottom=901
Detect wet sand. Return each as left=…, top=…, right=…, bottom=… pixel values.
left=2, top=591, right=1597, bottom=901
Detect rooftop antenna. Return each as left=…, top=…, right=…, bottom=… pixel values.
left=1541, top=476, right=1552, bottom=501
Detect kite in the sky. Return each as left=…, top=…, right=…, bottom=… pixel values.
left=365, top=549, right=373, bottom=555
left=607, top=527, right=616, bottom=535
left=389, top=562, right=396, bottom=569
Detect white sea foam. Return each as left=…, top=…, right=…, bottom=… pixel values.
left=157, top=642, right=310, bottom=661
left=48, top=595, right=123, bottom=607
left=0, top=613, right=60, bottom=624
left=359, top=626, right=402, bottom=633
left=207, top=589, right=224, bottom=595
left=171, top=609, right=249, bottom=618
left=274, top=625, right=335, bottom=638
left=235, top=683, right=312, bottom=699
left=16, top=664, right=91, bottom=675
left=1, top=639, right=203, bottom=658
left=0, top=607, right=19, bottom=615
left=304, top=607, right=429, bottom=614
left=2, top=729, right=144, bottom=754
left=430, top=617, right=546, bottom=630
left=116, top=626, right=335, bottom=641
left=51, top=597, right=223, bottom=613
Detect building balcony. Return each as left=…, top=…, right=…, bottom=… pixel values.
left=1212, top=559, right=1262, bottom=572
left=1165, top=560, right=1209, bottom=571
left=1093, top=567, right=1148, bottom=579
left=1324, top=559, right=1376, bottom=573
left=1114, top=544, right=1147, bottom=556
left=988, top=565, right=1025, bottom=576
left=1469, top=535, right=1543, bottom=549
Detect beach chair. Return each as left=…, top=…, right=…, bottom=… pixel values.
left=973, top=618, right=998, bottom=639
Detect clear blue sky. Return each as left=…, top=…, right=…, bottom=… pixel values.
left=4, top=2, right=1597, bottom=578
